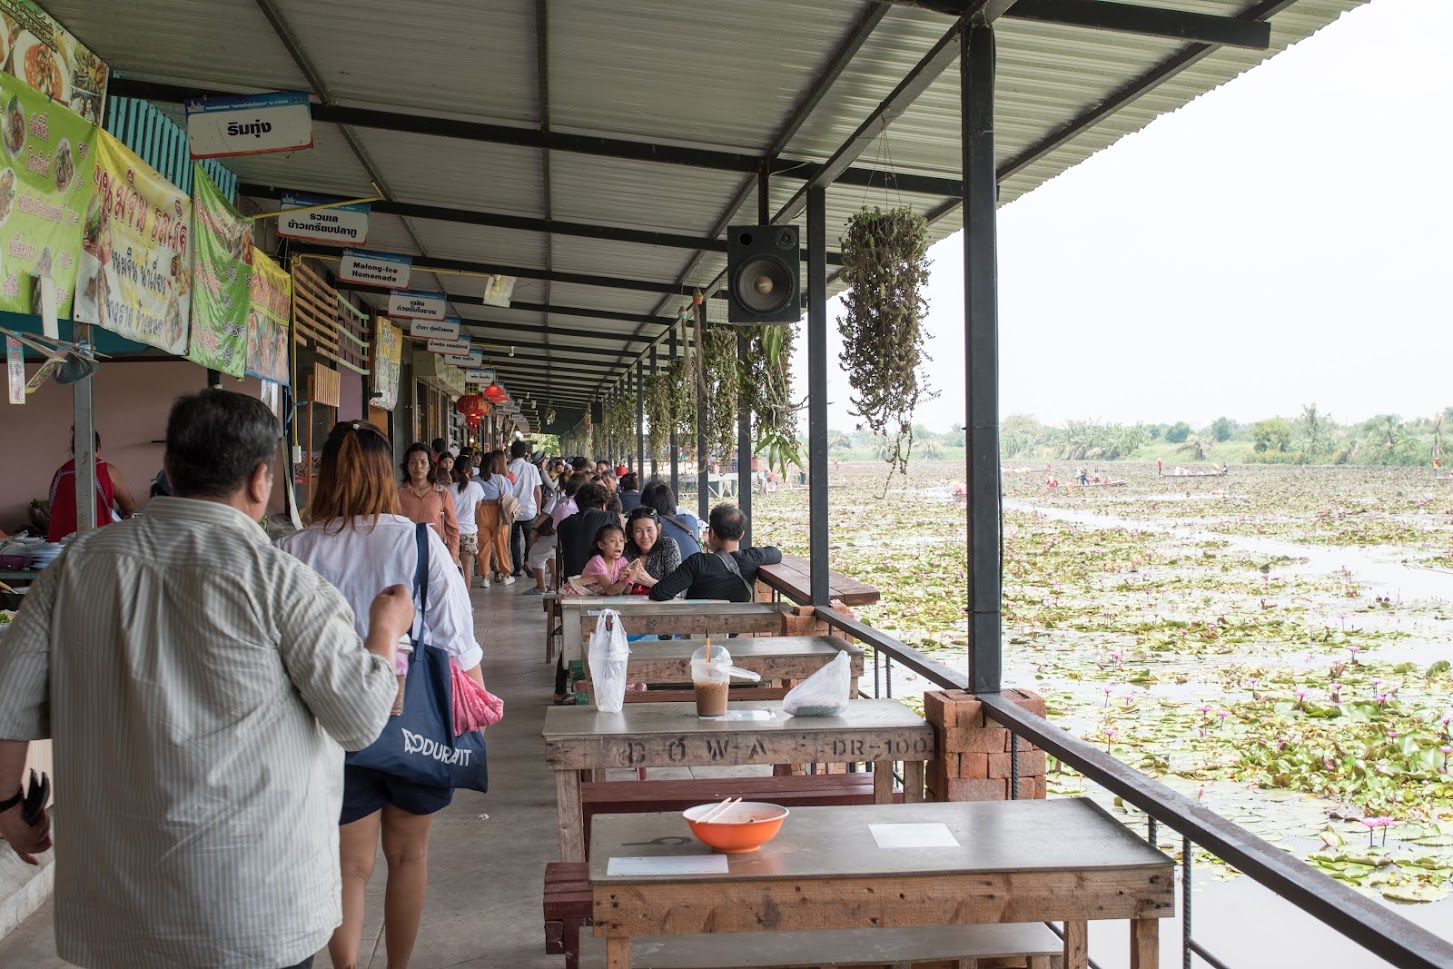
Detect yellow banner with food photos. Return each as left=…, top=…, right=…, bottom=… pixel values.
left=246, top=246, right=291, bottom=384
left=0, top=68, right=96, bottom=319
left=73, top=130, right=192, bottom=354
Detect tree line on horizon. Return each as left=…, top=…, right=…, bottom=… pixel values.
left=827, top=405, right=1451, bottom=467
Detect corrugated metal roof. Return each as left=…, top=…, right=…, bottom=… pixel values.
left=47, top=0, right=1368, bottom=428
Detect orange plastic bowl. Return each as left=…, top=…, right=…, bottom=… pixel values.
left=683, top=801, right=790, bottom=853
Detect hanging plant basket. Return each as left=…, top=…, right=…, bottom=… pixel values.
left=695, top=325, right=738, bottom=463
left=837, top=206, right=936, bottom=479
left=739, top=324, right=803, bottom=476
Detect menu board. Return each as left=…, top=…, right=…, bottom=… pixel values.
left=373, top=317, right=402, bottom=410
left=0, top=0, right=109, bottom=124
left=0, top=68, right=96, bottom=319
left=187, top=164, right=254, bottom=376
left=73, top=130, right=192, bottom=354
left=245, top=247, right=290, bottom=384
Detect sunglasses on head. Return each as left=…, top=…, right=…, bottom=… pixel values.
left=627, top=508, right=659, bottom=522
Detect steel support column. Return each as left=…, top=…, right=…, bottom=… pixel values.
left=695, top=301, right=709, bottom=522
left=649, top=346, right=659, bottom=477
left=669, top=328, right=680, bottom=497
left=806, top=187, right=830, bottom=607
left=962, top=21, right=1002, bottom=694
left=72, top=322, right=97, bottom=535
left=736, top=329, right=752, bottom=545
left=635, top=361, right=645, bottom=472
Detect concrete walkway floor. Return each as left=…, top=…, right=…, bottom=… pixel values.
left=0, top=578, right=565, bottom=969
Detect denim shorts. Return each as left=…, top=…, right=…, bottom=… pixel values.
left=341, top=765, right=453, bottom=824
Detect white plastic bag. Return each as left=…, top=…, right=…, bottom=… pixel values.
left=587, top=609, right=631, bottom=712
left=782, top=651, right=851, bottom=717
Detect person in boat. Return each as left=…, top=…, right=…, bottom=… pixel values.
left=1076, top=466, right=1088, bottom=486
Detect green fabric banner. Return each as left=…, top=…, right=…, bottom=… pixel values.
left=0, top=67, right=97, bottom=319
left=186, top=163, right=253, bottom=376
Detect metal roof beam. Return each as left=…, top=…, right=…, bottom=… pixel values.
left=456, top=320, right=663, bottom=347
left=880, top=0, right=1269, bottom=48
left=240, top=182, right=843, bottom=264
left=107, top=79, right=962, bottom=198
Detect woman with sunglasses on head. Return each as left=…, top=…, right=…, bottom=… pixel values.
left=278, top=422, right=485, bottom=969
left=398, top=441, right=460, bottom=565
left=623, top=506, right=680, bottom=594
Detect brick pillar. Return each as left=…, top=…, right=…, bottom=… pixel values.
left=924, top=688, right=1048, bottom=801
left=780, top=605, right=827, bottom=638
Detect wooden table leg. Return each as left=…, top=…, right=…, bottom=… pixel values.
left=873, top=760, right=894, bottom=803
left=555, top=769, right=585, bottom=862
left=902, top=760, right=925, bottom=803
left=605, top=935, right=631, bottom=969
left=1130, top=918, right=1158, bottom=969
left=1063, top=919, right=1088, bottom=969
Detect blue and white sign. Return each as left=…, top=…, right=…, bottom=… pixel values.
left=340, top=248, right=412, bottom=289
left=278, top=192, right=371, bottom=246
left=428, top=337, right=472, bottom=355
left=389, top=289, right=449, bottom=321
left=445, top=348, right=485, bottom=367
left=407, top=317, right=461, bottom=340
left=186, top=91, right=313, bottom=159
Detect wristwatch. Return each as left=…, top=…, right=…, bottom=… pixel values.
left=0, top=789, right=21, bottom=813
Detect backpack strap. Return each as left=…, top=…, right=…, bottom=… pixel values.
left=715, top=550, right=755, bottom=602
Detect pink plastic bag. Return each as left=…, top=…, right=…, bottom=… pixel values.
left=450, top=662, right=504, bottom=736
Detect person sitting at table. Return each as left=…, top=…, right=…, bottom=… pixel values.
left=639, top=478, right=702, bottom=558
left=618, top=471, right=642, bottom=514
left=622, top=506, right=680, bottom=594
left=578, top=522, right=634, bottom=596
left=556, top=482, right=618, bottom=581
left=649, top=503, right=780, bottom=602
left=47, top=429, right=138, bottom=541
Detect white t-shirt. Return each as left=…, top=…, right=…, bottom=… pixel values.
left=508, top=458, right=542, bottom=520
left=278, top=514, right=483, bottom=672
left=449, top=479, right=485, bottom=534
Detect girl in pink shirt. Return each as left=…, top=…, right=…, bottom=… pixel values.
left=579, top=522, right=634, bottom=595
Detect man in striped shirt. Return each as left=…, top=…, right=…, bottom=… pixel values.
left=0, top=390, right=411, bottom=969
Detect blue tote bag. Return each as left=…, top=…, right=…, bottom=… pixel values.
left=346, top=524, right=489, bottom=793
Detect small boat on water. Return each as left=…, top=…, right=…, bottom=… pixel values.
left=1160, top=466, right=1228, bottom=478
left=1068, top=479, right=1126, bottom=488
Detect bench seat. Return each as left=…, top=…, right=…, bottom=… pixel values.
left=579, top=924, right=1060, bottom=968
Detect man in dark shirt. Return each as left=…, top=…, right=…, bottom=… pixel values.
left=556, top=482, right=619, bottom=578
left=650, top=503, right=781, bottom=602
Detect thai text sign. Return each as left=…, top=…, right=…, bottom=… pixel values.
left=74, top=130, right=192, bottom=355
left=388, top=288, right=446, bottom=320
left=277, top=191, right=368, bottom=246
left=0, top=0, right=109, bottom=124
left=339, top=247, right=410, bottom=288
left=407, top=317, right=458, bottom=340
left=246, top=247, right=290, bottom=384
left=427, top=337, right=470, bottom=355
left=187, top=164, right=254, bottom=376
left=0, top=68, right=97, bottom=319
left=186, top=91, right=312, bottom=159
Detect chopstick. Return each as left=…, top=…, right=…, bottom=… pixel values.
left=697, top=796, right=741, bottom=824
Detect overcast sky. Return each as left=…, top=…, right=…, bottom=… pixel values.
left=800, top=0, right=1451, bottom=433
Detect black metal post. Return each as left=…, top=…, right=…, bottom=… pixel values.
left=807, top=186, right=829, bottom=606
left=736, top=329, right=752, bottom=545
left=695, top=299, right=709, bottom=522
left=962, top=20, right=1002, bottom=695
left=649, top=346, right=659, bottom=477
left=635, top=361, right=645, bottom=472
left=669, top=327, right=680, bottom=496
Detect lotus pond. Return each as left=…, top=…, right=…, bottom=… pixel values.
left=752, top=461, right=1453, bottom=905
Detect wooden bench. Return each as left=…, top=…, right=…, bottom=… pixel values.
left=580, top=772, right=884, bottom=849
left=579, top=924, right=1060, bottom=968
left=544, top=861, right=591, bottom=969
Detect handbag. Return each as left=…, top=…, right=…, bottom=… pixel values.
left=345, top=523, right=489, bottom=793
left=499, top=483, right=521, bottom=525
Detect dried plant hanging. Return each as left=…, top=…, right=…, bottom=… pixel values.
left=692, top=324, right=738, bottom=463
left=837, top=206, right=937, bottom=481
left=738, top=324, right=803, bottom=475
left=644, top=360, right=690, bottom=465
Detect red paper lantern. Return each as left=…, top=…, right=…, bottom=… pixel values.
left=482, top=382, right=509, bottom=404
left=455, top=394, right=487, bottom=418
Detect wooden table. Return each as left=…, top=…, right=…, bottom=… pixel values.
left=589, top=799, right=1175, bottom=969
left=559, top=598, right=794, bottom=664
left=756, top=553, right=880, bottom=606
left=543, top=698, right=933, bottom=862
left=588, top=635, right=864, bottom=694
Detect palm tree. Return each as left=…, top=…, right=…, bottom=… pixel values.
left=1178, top=435, right=1214, bottom=461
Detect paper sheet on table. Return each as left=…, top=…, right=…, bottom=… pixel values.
left=607, top=855, right=729, bottom=876
left=869, top=823, right=960, bottom=849
left=696, top=710, right=775, bottom=722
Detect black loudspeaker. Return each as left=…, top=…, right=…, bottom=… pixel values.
left=591, top=401, right=605, bottom=424
left=726, top=224, right=801, bottom=324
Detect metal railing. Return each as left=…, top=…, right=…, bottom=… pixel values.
left=799, top=603, right=1453, bottom=969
